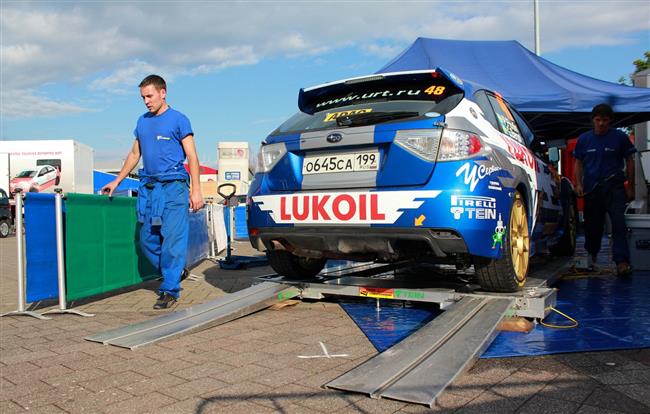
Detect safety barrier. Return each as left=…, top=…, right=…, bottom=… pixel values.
left=224, top=204, right=248, bottom=240
left=2, top=191, right=215, bottom=318
left=24, top=193, right=59, bottom=302
left=187, top=207, right=211, bottom=267
left=64, top=193, right=159, bottom=301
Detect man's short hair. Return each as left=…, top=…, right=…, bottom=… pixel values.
left=592, top=103, right=614, bottom=119
left=139, top=75, right=166, bottom=91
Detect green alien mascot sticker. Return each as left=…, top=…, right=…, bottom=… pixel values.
left=492, top=214, right=506, bottom=250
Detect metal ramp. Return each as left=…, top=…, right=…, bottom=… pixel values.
left=326, top=296, right=512, bottom=407
left=85, top=282, right=295, bottom=349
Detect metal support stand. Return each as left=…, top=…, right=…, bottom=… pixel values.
left=1, top=190, right=50, bottom=320
left=215, top=184, right=266, bottom=269
left=42, top=189, right=94, bottom=317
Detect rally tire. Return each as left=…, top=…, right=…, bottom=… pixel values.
left=55, top=176, right=60, bottom=185
left=267, top=250, right=326, bottom=279
left=0, top=219, right=10, bottom=238
left=550, top=198, right=577, bottom=256
left=474, top=191, right=529, bottom=292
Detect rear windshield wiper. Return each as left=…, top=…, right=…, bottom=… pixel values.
left=336, top=111, right=420, bottom=127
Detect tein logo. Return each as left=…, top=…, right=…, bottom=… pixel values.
left=326, top=133, right=343, bottom=143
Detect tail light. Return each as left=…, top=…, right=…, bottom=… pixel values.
left=394, top=129, right=443, bottom=162
left=257, top=142, right=287, bottom=173
left=437, top=129, right=484, bottom=161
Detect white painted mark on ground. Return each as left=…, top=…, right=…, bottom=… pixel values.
left=298, top=341, right=349, bottom=359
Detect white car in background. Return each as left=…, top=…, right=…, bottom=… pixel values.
left=9, top=165, right=60, bottom=194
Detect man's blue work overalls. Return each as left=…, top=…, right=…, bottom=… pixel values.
left=137, top=168, right=189, bottom=298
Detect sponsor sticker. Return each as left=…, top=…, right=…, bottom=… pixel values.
left=450, top=195, right=497, bottom=220
left=324, top=108, right=372, bottom=122
left=456, top=162, right=502, bottom=192
left=359, top=287, right=394, bottom=299
left=491, top=214, right=506, bottom=250
left=252, top=190, right=441, bottom=224
left=395, top=289, right=425, bottom=300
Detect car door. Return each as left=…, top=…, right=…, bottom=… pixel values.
left=36, top=166, right=48, bottom=186
left=477, top=90, right=540, bottom=231
left=507, top=102, right=561, bottom=237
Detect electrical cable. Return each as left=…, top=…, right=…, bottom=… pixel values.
left=540, top=306, right=578, bottom=329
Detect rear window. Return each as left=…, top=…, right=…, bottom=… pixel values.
left=272, top=98, right=460, bottom=135
left=274, top=72, right=464, bottom=135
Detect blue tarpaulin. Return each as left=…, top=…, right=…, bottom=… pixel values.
left=93, top=170, right=140, bottom=195
left=483, top=273, right=650, bottom=358
left=343, top=273, right=650, bottom=357
left=25, top=193, right=59, bottom=302
left=341, top=301, right=441, bottom=352
left=377, top=38, right=650, bottom=139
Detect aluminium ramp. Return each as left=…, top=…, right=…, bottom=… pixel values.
left=85, top=282, right=295, bottom=349
left=326, top=296, right=512, bottom=408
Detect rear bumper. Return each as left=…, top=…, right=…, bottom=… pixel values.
left=249, top=226, right=468, bottom=261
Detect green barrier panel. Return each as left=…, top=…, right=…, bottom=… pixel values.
left=65, top=193, right=159, bottom=301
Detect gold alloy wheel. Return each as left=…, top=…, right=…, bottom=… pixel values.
left=509, top=195, right=529, bottom=285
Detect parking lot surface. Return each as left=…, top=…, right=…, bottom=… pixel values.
left=1, top=236, right=648, bottom=413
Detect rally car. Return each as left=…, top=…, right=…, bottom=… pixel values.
left=247, top=69, right=577, bottom=292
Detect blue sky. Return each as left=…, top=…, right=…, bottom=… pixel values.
left=1, top=1, right=649, bottom=169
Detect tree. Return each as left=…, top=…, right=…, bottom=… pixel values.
left=619, top=51, right=650, bottom=85
left=632, top=51, right=650, bottom=74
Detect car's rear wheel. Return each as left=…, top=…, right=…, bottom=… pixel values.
left=55, top=176, right=60, bottom=185
left=267, top=250, right=326, bottom=279
left=0, top=219, right=11, bottom=238
left=474, top=191, right=529, bottom=292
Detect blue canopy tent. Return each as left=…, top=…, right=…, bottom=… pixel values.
left=93, top=170, right=140, bottom=196
left=377, top=38, right=650, bottom=139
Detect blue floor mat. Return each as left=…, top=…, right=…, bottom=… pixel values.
left=340, top=300, right=442, bottom=353
left=483, top=271, right=650, bottom=358
left=341, top=272, right=650, bottom=357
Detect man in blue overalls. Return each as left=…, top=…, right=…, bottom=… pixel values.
left=574, top=103, right=635, bottom=276
left=103, top=75, right=204, bottom=309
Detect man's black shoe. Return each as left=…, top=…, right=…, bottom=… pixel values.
left=154, top=293, right=177, bottom=309
left=180, top=268, right=189, bottom=281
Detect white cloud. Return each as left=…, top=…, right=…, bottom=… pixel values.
left=1, top=1, right=648, bottom=118
left=89, top=60, right=159, bottom=93
left=1, top=90, right=93, bottom=118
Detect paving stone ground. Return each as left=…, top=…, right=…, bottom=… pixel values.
left=1, top=236, right=649, bottom=413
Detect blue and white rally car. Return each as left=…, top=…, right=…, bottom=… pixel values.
left=247, top=69, right=577, bottom=292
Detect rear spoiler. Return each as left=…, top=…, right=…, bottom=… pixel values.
left=298, top=68, right=465, bottom=115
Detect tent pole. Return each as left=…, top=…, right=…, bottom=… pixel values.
left=534, top=0, right=541, bottom=55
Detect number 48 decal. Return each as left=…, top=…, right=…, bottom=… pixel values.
left=424, top=85, right=446, bottom=95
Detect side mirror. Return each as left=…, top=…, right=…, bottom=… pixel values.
left=548, top=147, right=560, bottom=163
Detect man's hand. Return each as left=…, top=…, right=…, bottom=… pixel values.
left=190, top=190, right=204, bottom=212
left=101, top=180, right=119, bottom=197
left=575, top=183, right=584, bottom=197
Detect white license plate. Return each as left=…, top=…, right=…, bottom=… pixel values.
left=302, top=151, right=379, bottom=175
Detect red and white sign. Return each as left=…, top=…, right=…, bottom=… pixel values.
left=252, top=190, right=441, bottom=224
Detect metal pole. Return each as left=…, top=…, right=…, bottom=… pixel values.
left=16, top=191, right=26, bottom=311
left=1, top=189, right=50, bottom=319
left=228, top=201, right=234, bottom=259
left=43, top=189, right=94, bottom=317
left=534, top=0, right=541, bottom=55
left=209, top=203, right=216, bottom=258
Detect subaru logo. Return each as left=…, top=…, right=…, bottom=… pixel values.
left=326, top=133, right=343, bottom=143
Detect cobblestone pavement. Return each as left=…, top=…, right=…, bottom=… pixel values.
left=1, top=236, right=649, bottom=413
